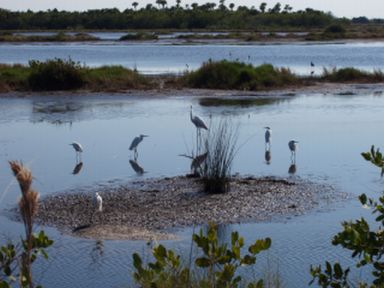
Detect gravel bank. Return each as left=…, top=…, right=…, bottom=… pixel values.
left=25, top=176, right=346, bottom=240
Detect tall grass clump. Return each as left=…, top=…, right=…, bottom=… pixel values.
left=322, top=67, right=384, bottom=82
left=1, top=161, right=53, bottom=287
left=28, top=58, right=85, bottom=91
left=184, top=60, right=298, bottom=91
left=201, top=119, right=238, bottom=194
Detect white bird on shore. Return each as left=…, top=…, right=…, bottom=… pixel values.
left=70, top=141, right=83, bottom=161
left=94, top=192, right=103, bottom=212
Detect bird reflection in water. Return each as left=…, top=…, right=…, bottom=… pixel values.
left=264, top=148, right=271, bottom=165
left=72, top=161, right=83, bottom=175
left=129, top=159, right=145, bottom=175
left=90, top=240, right=104, bottom=268
left=288, top=159, right=297, bottom=176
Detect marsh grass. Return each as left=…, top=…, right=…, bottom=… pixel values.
left=83, top=65, right=151, bottom=91
left=183, top=60, right=299, bottom=91
left=0, top=32, right=99, bottom=42
left=119, top=32, right=158, bottom=41
left=200, top=119, right=238, bottom=194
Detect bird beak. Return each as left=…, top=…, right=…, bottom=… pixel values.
left=143, top=135, right=149, bottom=137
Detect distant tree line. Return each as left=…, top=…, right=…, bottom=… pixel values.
left=0, top=2, right=346, bottom=30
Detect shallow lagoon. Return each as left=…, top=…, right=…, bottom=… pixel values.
left=0, top=87, right=384, bottom=286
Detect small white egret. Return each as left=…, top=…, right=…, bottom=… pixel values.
left=129, top=134, right=148, bottom=155
left=264, top=127, right=271, bottom=146
left=288, top=140, right=299, bottom=156
left=70, top=141, right=83, bottom=161
left=95, top=192, right=103, bottom=212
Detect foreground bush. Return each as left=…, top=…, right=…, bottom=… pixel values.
left=133, top=223, right=271, bottom=288
left=183, top=60, right=298, bottom=90
left=28, top=58, right=85, bottom=91
left=310, top=146, right=384, bottom=287
left=1, top=161, right=53, bottom=287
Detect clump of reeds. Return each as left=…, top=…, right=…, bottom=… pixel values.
left=321, top=67, right=384, bottom=82
left=200, top=119, right=238, bottom=194
left=9, top=160, right=39, bottom=288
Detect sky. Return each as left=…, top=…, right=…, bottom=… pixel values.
left=0, top=0, right=383, bottom=19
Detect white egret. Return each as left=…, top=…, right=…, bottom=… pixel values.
left=129, top=134, right=148, bottom=156
left=95, top=192, right=103, bottom=212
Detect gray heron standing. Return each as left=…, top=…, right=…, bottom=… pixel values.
left=70, top=141, right=83, bottom=162
left=129, top=134, right=148, bottom=158
left=190, top=105, right=208, bottom=152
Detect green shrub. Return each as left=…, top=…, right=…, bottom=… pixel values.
left=133, top=223, right=271, bottom=288
left=184, top=60, right=298, bottom=91
left=28, top=58, right=85, bottom=91
left=321, top=67, right=384, bottom=82
left=310, top=146, right=384, bottom=287
left=119, top=32, right=158, bottom=41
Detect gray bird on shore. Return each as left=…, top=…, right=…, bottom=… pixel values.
left=288, top=140, right=298, bottom=157
left=264, top=127, right=271, bottom=147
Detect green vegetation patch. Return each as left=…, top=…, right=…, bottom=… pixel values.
left=0, top=64, right=31, bottom=91
left=322, top=67, right=384, bottom=82
left=184, top=60, right=299, bottom=90
left=84, top=65, right=151, bottom=90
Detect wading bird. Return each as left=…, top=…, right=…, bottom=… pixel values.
left=70, top=142, right=83, bottom=161
left=264, top=127, right=272, bottom=147
left=129, top=134, right=148, bottom=157
left=190, top=106, right=208, bottom=152
left=288, top=140, right=299, bottom=158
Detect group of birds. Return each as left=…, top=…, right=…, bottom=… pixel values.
left=264, top=126, right=299, bottom=158
left=68, top=105, right=300, bottom=213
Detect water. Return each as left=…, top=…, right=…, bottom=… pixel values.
left=1, top=41, right=384, bottom=74
left=1, top=89, right=384, bottom=287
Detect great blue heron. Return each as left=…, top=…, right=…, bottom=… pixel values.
left=190, top=106, right=208, bottom=152
left=264, top=127, right=271, bottom=147
left=310, top=61, right=315, bottom=67
left=288, top=140, right=298, bottom=158
left=70, top=142, right=83, bottom=161
left=94, top=192, right=103, bottom=212
left=129, top=134, right=148, bottom=157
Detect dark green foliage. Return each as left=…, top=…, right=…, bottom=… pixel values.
left=133, top=223, right=271, bottom=288
left=184, top=60, right=298, bottom=91
left=310, top=146, right=384, bottom=287
left=28, top=58, right=85, bottom=91
left=0, top=5, right=336, bottom=30
left=324, top=24, right=346, bottom=34
left=201, top=119, right=238, bottom=194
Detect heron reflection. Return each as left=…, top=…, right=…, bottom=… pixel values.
left=129, top=159, right=145, bottom=175
left=72, top=161, right=83, bottom=175
left=264, top=148, right=271, bottom=165
left=288, top=159, right=297, bottom=175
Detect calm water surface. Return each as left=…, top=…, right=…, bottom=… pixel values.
left=1, top=89, right=384, bottom=287
left=1, top=41, right=384, bottom=75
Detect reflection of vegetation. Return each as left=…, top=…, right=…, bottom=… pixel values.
left=133, top=223, right=271, bottom=288
left=184, top=61, right=298, bottom=91
left=199, top=97, right=285, bottom=107
left=310, top=147, right=384, bottom=287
